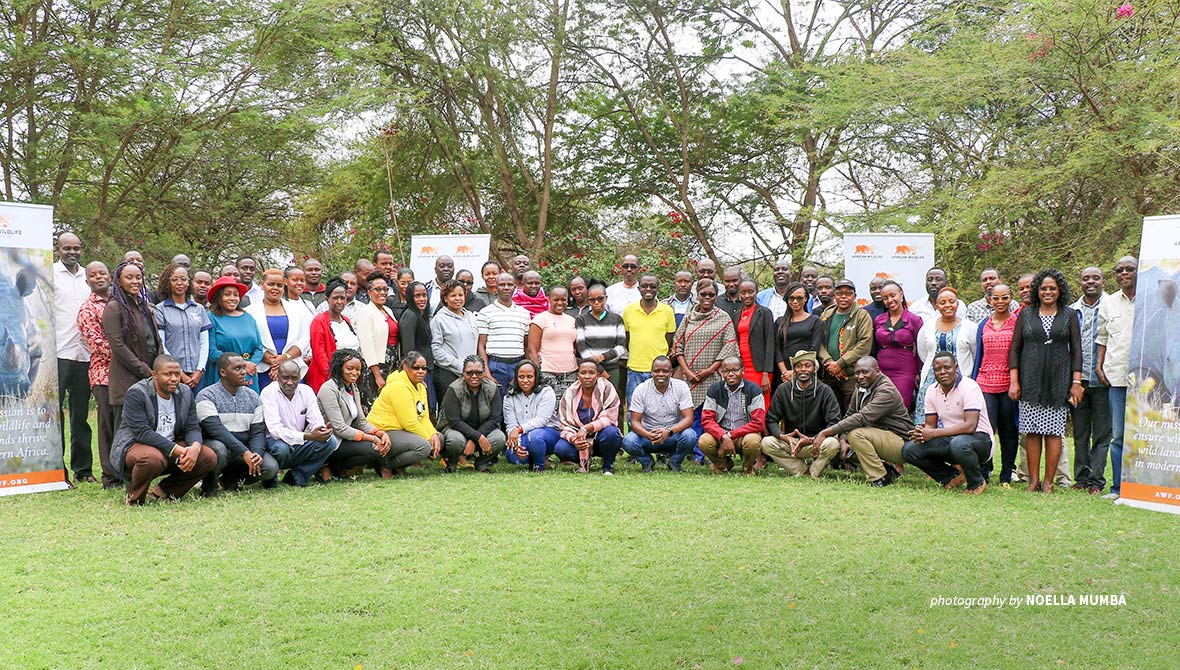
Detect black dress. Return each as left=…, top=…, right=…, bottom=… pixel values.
left=774, top=313, right=823, bottom=370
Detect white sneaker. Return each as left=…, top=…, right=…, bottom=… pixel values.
left=1101, top=492, right=1119, bottom=500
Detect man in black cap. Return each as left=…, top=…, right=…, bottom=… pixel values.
left=817, top=279, right=874, bottom=413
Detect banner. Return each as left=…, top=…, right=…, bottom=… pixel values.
left=408, top=234, right=492, bottom=288
left=0, top=202, right=68, bottom=496
left=843, top=233, right=936, bottom=307
left=1117, top=215, right=1180, bottom=513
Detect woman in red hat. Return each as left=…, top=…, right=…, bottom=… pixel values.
left=203, top=276, right=265, bottom=391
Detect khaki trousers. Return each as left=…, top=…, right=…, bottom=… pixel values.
left=699, top=433, right=762, bottom=472
left=846, top=427, right=905, bottom=481
left=761, top=435, right=840, bottom=477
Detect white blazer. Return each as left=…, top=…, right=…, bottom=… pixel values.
left=916, top=318, right=977, bottom=385
left=354, top=300, right=397, bottom=368
left=245, top=299, right=312, bottom=377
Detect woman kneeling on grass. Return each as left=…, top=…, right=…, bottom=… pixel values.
left=504, top=360, right=561, bottom=472
left=554, top=359, right=623, bottom=475
left=437, top=355, right=506, bottom=473
left=316, top=348, right=394, bottom=480
left=365, top=351, right=441, bottom=475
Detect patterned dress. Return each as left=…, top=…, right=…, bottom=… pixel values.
left=1018, top=314, right=1068, bottom=436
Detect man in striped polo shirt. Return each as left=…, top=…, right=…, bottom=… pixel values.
left=477, top=272, right=532, bottom=393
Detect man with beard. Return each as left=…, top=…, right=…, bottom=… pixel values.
left=663, top=270, right=696, bottom=327
left=716, top=266, right=744, bottom=324
left=192, top=270, right=213, bottom=304
left=910, top=267, right=965, bottom=324
left=301, top=258, right=327, bottom=308
left=699, top=357, right=767, bottom=474
left=1069, top=266, right=1111, bottom=495
left=809, top=275, right=836, bottom=316
left=236, top=256, right=263, bottom=305
left=817, top=279, right=874, bottom=412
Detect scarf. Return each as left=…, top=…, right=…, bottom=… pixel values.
left=513, top=288, right=550, bottom=318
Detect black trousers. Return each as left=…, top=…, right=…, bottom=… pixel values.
left=1072, top=382, right=1112, bottom=489
left=57, top=358, right=93, bottom=478
left=91, top=385, right=119, bottom=488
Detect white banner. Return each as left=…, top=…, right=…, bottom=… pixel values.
left=843, top=233, right=936, bottom=307
left=0, top=202, right=68, bottom=496
left=408, top=234, right=492, bottom=287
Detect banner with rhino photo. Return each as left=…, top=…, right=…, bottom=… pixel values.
left=0, top=202, right=68, bottom=496
left=1117, top=214, right=1180, bottom=514
left=843, top=233, right=936, bottom=308
left=408, top=234, right=492, bottom=288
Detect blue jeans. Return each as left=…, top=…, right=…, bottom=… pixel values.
left=903, top=432, right=992, bottom=489
left=554, top=425, right=623, bottom=471
left=1109, top=386, right=1127, bottom=495
left=489, top=358, right=521, bottom=396
left=622, top=428, right=698, bottom=469
left=505, top=426, right=561, bottom=470
left=626, top=370, right=652, bottom=404
left=265, top=436, right=337, bottom=486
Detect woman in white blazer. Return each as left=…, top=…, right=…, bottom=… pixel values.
left=354, top=271, right=400, bottom=409
left=245, top=268, right=312, bottom=388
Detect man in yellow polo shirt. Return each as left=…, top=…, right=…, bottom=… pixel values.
left=623, top=274, right=677, bottom=403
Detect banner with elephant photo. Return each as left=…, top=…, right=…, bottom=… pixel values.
left=1118, top=214, right=1180, bottom=514
left=0, top=202, right=68, bottom=496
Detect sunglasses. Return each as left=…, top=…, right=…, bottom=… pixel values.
left=410, top=365, right=429, bottom=371
left=588, top=296, right=606, bottom=303
left=1114, top=267, right=1135, bottom=274
left=786, top=295, right=806, bottom=302
left=698, top=291, right=716, bottom=298
left=463, top=370, right=484, bottom=376
left=621, top=264, right=639, bottom=269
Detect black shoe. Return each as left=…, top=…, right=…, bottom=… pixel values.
left=281, top=470, right=300, bottom=487
left=444, top=465, right=457, bottom=473
left=669, top=463, right=682, bottom=473
left=641, top=461, right=654, bottom=473
left=77, top=475, right=98, bottom=484
left=869, top=475, right=894, bottom=487
left=201, top=486, right=219, bottom=499
left=262, top=477, right=279, bottom=489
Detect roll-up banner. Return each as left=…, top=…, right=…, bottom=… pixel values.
left=408, top=234, right=492, bottom=288
left=843, top=233, right=936, bottom=307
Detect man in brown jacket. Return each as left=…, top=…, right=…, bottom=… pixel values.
left=817, top=279, right=874, bottom=412
left=807, top=356, right=912, bottom=487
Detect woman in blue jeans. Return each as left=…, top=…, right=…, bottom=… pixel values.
left=555, top=359, right=623, bottom=474
left=504, top=360, right=561, bottom=471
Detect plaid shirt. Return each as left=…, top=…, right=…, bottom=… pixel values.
left=76, top=292, right=110, bottom=387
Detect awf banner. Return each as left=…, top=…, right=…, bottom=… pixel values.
left=408, top=234, right=492, bottom=288
left=843, top=233, right=936, bottom=307
left=1117, top=215, right=1180, bottom=514
left=0, top=202, right=68, bottom=496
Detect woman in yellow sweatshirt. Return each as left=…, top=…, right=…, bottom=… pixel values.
left=366, top=350, right=442, bottom=474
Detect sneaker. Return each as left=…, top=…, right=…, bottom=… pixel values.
left=641, top=461, right=653, bottom=473
left=602, top=467, right=614, bottom=476
left=1101, top=492, right=1119, bottom=500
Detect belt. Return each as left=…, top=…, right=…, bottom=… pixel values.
left=488, top=355, right=523, bottom=364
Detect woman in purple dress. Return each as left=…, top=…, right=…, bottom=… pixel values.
left=873, top=281, right=923, bottom=411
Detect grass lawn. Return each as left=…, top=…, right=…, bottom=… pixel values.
left=1, top=457, right=1176, bottom=669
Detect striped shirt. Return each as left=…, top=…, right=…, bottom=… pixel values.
left=1071, top=294, right=1103, bottom=383
left=477, top=299, right=530, bottom=358
left=575, top=309, right=628, bottom=369
left=196, top=383, right=264, bottom=434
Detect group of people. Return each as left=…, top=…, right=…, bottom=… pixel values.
left=51, top=233, right=1138, bottom=505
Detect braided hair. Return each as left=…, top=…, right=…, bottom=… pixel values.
left=111, top=261, right=155, bottom=343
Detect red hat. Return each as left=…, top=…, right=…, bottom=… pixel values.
left=207, top=276, right=249, bottom=302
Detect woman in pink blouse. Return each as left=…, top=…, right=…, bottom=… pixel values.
left=873, top=281, right=923, bottom=411
left=971, top=283, right=1019, bottom=486
left=528, top=286, right=579, bottom=400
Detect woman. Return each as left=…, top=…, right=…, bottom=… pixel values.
left=773, top=282, right=822, bottom=384
left=528, top=285, right=579, bottom=399
left=504, top=360, right=561, bottom=471
left=365, top=350, right=440, bottom=473
left=673, top=278, right=738, bottom=410
left=283, top=265, right=316, bottom=318
left=245, top=268, right=311, bottom=390
left=307, top=278, right=361, bottom=392
left=1009, top=269, right=1083, bottom=493
left=389, top=267, right=414, bottom=316
left=735, top=279, right=775, bottom=405
left=316, top=348, right=395, bottom=480
left=154, top=263, right=211, bottom=389
left=102, top=261, right=160, bottom=426
left=355, top=271, right=399, bottom=409
left=437, top=355, right=506, bottom=473
left=554, top=359, right=623, bottom=474
left=915, top=286, right=976, bottom=422
left=398, top=281, right=437, bottom=411
left=204, top=276, right=264, bottom=391
left=873, top=281, right=923, bottom=412
left=566, top=276, right=590, bottom=317
left=430, top=280, right=479, bottom=405
left=971, top=283, right=1020, bottom=486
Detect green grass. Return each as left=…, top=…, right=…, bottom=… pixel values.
left=1, top=460, right=1175, bottom=670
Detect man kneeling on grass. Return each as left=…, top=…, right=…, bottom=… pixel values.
left=760, top=351, right=842, bottom=477
left=622, top=356, right=697, bottom=472
left=110, top=355, right=216, bottom=505
left=805, top=356, right=913, bottom=487
left=902, top=351, right=993, bottom=494
left=260, top=360, right=338, bottom=486
left=699, top=356, right=767, bottom=474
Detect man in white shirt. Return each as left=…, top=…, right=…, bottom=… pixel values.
left=53, top=232, right=94, bottom=483
left=236, top=255, right=264, bottom=305
left=606, top=254, right=642, bottom=314
left=621, top=356, right=697, bottom=472
left=259, top=361, right=337, bottom=486
left=1097, top=256, right=1137, bottom=500
left=910, top=267, right=966, bottom=324
left=756, top=258, right=793, bottom=320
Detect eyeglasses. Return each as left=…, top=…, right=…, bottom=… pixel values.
left=621, top=263, right=639, bottom=269
left=588, top=296, right=606, bottom=303
left=462, top=370, right=483, bottom=376
left=786, top=295, right=806, bottom=302
left=410, top=365, right=429, bottom=371
left=698, top=291, right=716, bottom=298
left=1114, top=267, right=1135, bottom=274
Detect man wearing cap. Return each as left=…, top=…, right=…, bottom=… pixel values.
left=760, top=350, right=842, bottom=477
left=817, top=278, right=874, bottom=413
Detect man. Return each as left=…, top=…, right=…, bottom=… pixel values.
left=910, top=267, right=966, bottom=323
left=817, top=279, right=874, bottom=412
left=664, top=270, right=696, bottom=327
left=756, top=258, right=794, bottom=320
left=477, top=272, right=532, bottom=391
left=965, top=268, right=1001, bottom=323
left=354, top=258, right=375, bottom=303
left=1069, top=266, right=1111, bottom=495
left=606, top=254, right=642, bottom=314
left=301, top=258, right=327, bottom=308
left=700, top=357, right=768, bottom=474
left=53, top=232, right=93, bottom=483
left=622, top=275, right=677, bottom=402
left=170, top=254, right=192, bottom=269
left=236, top=256, right=264, bottom=305
left=760, top=351, right=841, bottom=477
left=1016, top=272, right=1036, bottom=311
left=513, top=270, right=550, bottom=317
left=566, top=276, right=591, bottom=317
left=374, top=250, right=396, bottom=282
left=716, top=266, right=744, bottom=323
left=807, top=356, right=911, bottom=487
left=864, top=276, right=887, bottom=322
left=122, top=250, right=145, bottom=268
left=902, top=352, right=993, bottom=494
left=196, top=354, right=276, bottom=494
left=622, top=356, right=697, bottom=472
left=809, top=275, right=835, bottom=316
left=692, top=258, right=722, bottom=298
left=192, top=270, right=213, bottom=304
left=260, top=360, right=338, bottom=486
left=575, top=282, right=629, bottom=405
left=1097, top=256, right=1137, bottom=500
left=511, top=254, right=532, bottom=281
left=474, top=261, right=501, bottom=308
left=800, top=265, right=820, bottom=312
left=109, top=355, right=216, bottom=505
left=76, top=261, right=118, bottom=488
left=425, top=255, right=456, bottom=313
